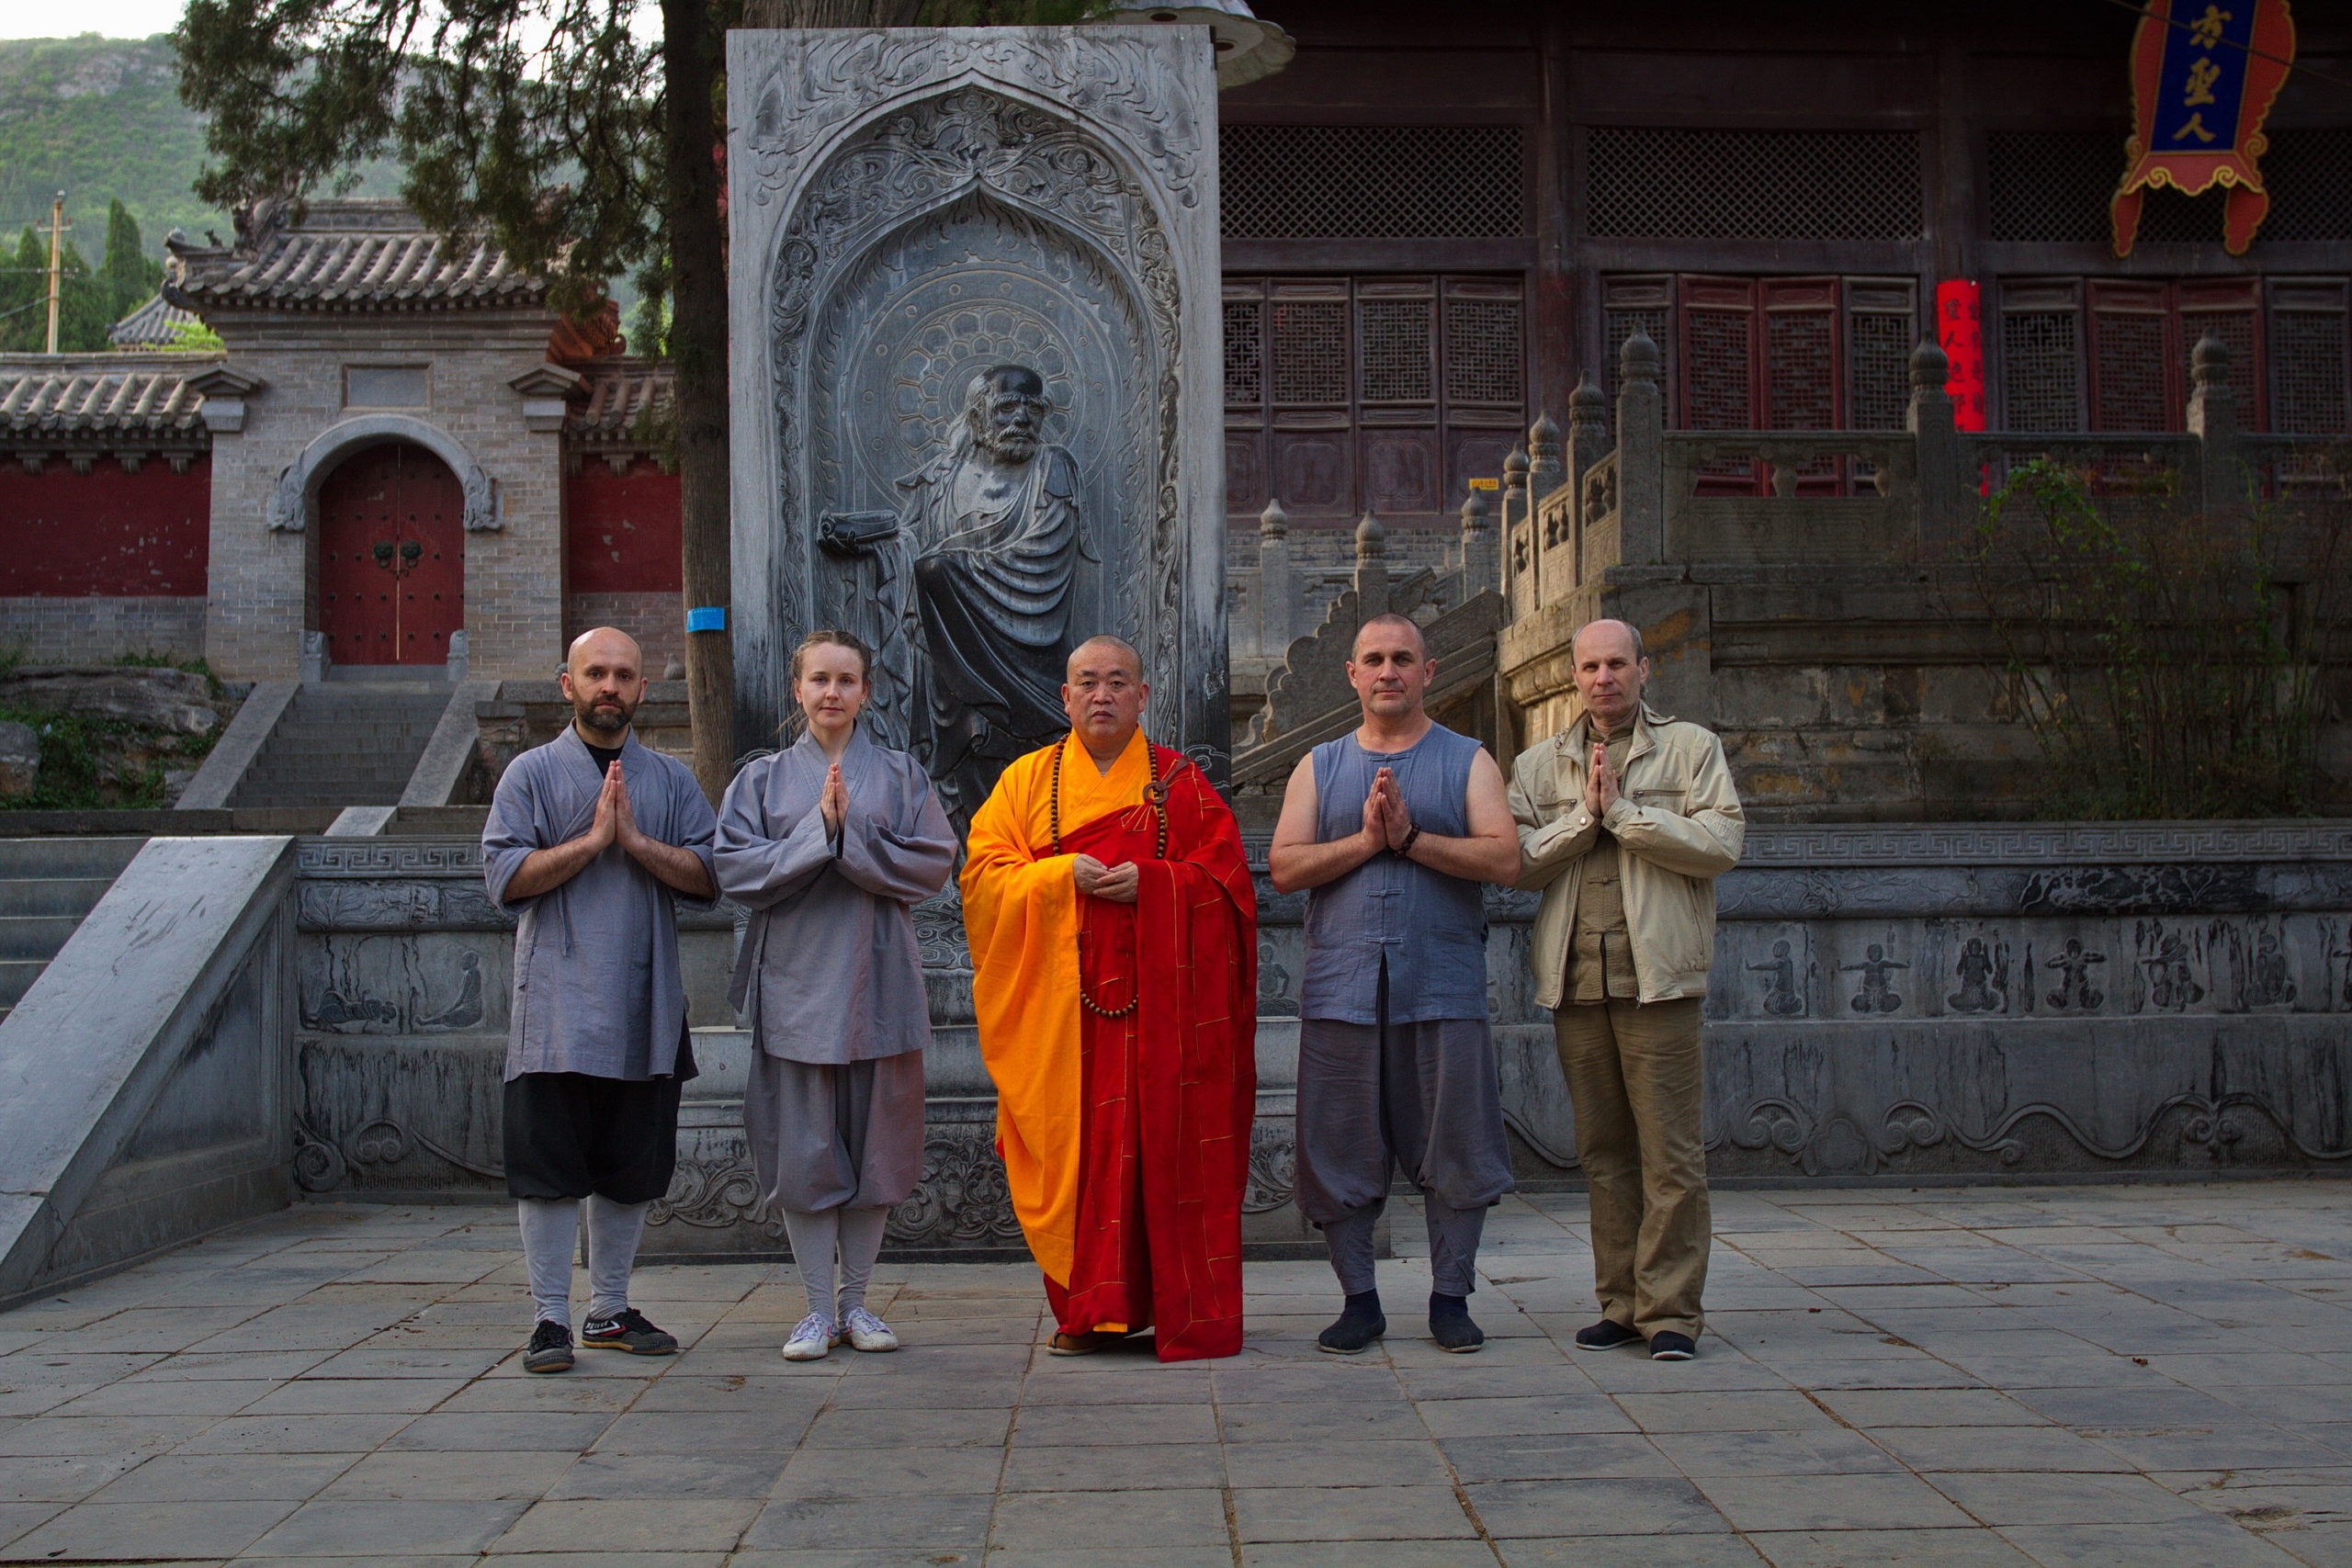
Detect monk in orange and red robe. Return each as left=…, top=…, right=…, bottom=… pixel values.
left=961, top=635, right=1258, bottom=1361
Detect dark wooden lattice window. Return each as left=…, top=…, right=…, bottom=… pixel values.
left=2090, top=282, right=2174, bottom=434
left=2000, top=276, right=2287, bottom=432
left=1999, top=280, right=2086, bottom=433
left=1988, top=129, right=2352, bottom=246
left=1847, top=282, right=1918, bottom=434
left=1360, top=294, right=1435, bottom=404
left=1226, top=275, right=1527, bottom=527
left=1223, top=299, right=1263, bottom=406
left=1222, top=126, right=1526, bottom=240
left=1585, top=128, right=1923, bottom=241
left=1600, top=273, right=1918, bottom=493
left=2269, top=280, right=2351, bottom=434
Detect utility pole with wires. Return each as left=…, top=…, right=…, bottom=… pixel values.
left=42, top=193, right=68, bottom=355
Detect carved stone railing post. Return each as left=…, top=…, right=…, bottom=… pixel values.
left=1527, top=411, right=1565, bottom=513
left=1257, top=497, right=1295, bottom=653
left=1615, top=330, right=1665, bottom=565
left=1459, top=485, right=1497, bottom=598
left=2188, top=332, right=2243, bottom=513
left=1352, top=510, right=1389, bottom=622
left=1501, top=445, right=1532, bottom=616
left=1907, top=338, right=1966, bottom=549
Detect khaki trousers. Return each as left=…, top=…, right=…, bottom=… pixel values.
left=1552, top=998, right=1710, bottom=1340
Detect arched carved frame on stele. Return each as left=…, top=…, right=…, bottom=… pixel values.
left=729, top=28, right=1222, bottom=767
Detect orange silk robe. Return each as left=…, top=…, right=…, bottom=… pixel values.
left=960, top=728, right=1258, bottom=1361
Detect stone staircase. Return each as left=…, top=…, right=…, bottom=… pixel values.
left=232, top=682, right=451, bottom=809
left=0, top=837, right=145, bottom=1024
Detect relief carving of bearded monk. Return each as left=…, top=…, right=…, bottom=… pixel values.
left=820, top=365, right=1093, bottom=823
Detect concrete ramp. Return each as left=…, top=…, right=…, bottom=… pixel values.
left=0, top=836, right=297, bottom=1304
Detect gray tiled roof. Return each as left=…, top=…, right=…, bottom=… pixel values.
left=168, top=198, right=545, bottom=313
left=0, top=356, right=213, bottom=440
left=568, top=358, right=674, bottom=439
left=107, top=293, right=206, bottom=348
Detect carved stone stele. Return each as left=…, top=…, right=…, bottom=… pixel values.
left=726, top=27, right=1227, bottom=790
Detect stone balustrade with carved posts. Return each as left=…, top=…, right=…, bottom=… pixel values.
left=1495, top=328, right=2352, bottom=821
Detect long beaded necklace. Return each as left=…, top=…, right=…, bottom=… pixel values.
left=1048, top=733, right=1180, bottom=1018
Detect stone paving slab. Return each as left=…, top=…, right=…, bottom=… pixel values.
left=4, top=1184, right=2352, bottom=1565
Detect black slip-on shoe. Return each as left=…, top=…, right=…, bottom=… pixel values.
left=1430, top=1294, right=1486, bottom=1354
left=1574, top=1318, right=1645, bottom=1352
left=581, top=1307, right=678, bottom=1355
left=1647, top=1330, right=1698, bottom=1361
left=1317, top=1310, right=1387, bottom=1355
left=523, top=1319, right=574, bottom=1373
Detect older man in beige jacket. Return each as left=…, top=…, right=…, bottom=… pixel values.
left=1509, top=619, right=1743, bottom=1360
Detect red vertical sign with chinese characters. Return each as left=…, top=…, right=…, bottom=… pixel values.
left=1936, top=279, right=1986, bottom=432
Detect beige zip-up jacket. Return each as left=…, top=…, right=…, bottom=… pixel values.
left=1509, top=703, right=1745, bottom=1010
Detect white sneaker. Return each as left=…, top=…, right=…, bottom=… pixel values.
left=780, top=1312, right=837, bottom=1361
left=841, top=1306, right=899, bottom=1352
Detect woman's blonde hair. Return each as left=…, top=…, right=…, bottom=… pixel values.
left=790, top=627, right=873, bottom=684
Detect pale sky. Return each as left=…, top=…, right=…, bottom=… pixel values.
left=0, top=0, right=187, bottom=40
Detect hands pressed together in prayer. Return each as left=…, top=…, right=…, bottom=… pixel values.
left=1582, top=741, right=1620, bottom=817
left=587, top=761, right=639, bottom=853
left=1360, top=766, right=1414, bottom=852
left=1072, top=854, right=1140, bottom=904
left=819, top=762, right=849, bottom=838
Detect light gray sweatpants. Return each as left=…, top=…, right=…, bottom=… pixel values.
left=517, top=1195, right=650, bottom=1325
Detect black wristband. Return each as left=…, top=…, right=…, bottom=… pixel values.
left=1397, top=823, right=1422, bottom=858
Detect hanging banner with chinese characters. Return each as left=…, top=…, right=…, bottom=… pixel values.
left=1935, top=279, right=1986, bottom=432
left=2112, top=0, right=2298, bottom=256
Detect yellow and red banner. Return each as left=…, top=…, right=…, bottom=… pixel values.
left=2112, top=0, right=2298, bottom=256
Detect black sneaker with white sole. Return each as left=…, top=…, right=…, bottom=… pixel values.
left=523, top=1319, right=574, bottom=1373
left=1647, top=1330, right=1697, bottom=1360
left=581, top=1307, right=678, bottom=1355
left=1574, top=1318, right=1645, bottom=1352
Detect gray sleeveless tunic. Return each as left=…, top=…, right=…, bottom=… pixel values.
left=1300, top=723, right=1489, bottom=1023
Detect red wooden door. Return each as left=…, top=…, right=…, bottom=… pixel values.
left=317, top=443, right=465, bottom=667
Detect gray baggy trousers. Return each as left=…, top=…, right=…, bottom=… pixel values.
left=1295, top=976, right=1515, bottom=1298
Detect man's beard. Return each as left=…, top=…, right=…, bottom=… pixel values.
left=576, top=696, right=633, bottom=734
left=975, top=425, right=1038, bottom=461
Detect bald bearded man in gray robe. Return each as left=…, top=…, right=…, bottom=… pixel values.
left=482, top=626, right=718, bottom=1371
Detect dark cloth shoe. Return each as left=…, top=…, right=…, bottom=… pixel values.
left=1317, top=1291, right=1386, bottom=1355
left=1430, top=1292, right=1485, bottom=1353
left=523, top=1319, right=574, bottom=1373
left=1648, top=1330, right=1698, bottom=1361
left=581, top=1307, right=678, bottom=1355
left=1574, top=1318, right=1645, bottom=1352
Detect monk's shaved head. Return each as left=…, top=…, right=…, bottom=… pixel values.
left=567, top=626, right=644, bottom=677
left=1067, top=635, right=1143, bottom=682
left=560, top=626, right=648, bottom=739
left=1571, top=618, right=1645, bottom=664
left=1351, top=613, right=1427, bottom=661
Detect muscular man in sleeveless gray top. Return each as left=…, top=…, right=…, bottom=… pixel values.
left=1270, top=615, right=1521, bottom=1355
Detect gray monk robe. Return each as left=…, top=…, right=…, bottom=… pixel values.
left=716, top=729, right=955, bottom=1213
left=483, top=728, right=718, bottom=1083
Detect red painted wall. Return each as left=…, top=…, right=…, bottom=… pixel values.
left=567, top=457, right=683, bottom=592
left=0, top=457, right=211, bottom=595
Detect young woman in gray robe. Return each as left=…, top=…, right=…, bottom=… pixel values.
left=717, top=629, right=955, bottom=1360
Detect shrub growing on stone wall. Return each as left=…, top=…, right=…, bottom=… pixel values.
left=1962, top=456, right=2349, bottom=819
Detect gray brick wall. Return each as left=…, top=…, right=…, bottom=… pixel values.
left=565, top=591, right=685, bottom=679
left=0, top=597, right=209, bottom=664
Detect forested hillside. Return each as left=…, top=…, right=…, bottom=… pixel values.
left=0, top=35, right=223, bottom=258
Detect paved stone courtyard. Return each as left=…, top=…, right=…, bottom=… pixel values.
left=2, top=1183, right=2350, bottom=1568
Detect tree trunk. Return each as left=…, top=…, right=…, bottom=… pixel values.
left=738, top=0, right=923, bottom=27
left=662, top=0, right=736, bottom=803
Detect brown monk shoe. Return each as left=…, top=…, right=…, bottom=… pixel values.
left=1047, top=1329, right=1124, bottom=1356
